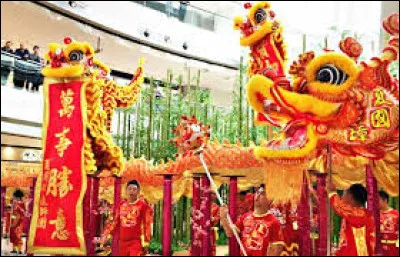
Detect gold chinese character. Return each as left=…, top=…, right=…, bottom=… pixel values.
left=349, top=126, right=369, bottom=143
left=39, top=207, right=48, bottom=216
left=45, top=166, right=73, bottom=198
left=59, top=89, right=75, bottom=118
left=371, top=109, right=391, bottom=128
left=374, top=89, right=390, bottom=106
left=46, top=168, right=58, bottom=197
left=57, top=166, right=73, bottom=198
left=49, top=208, right=70, bottom=241
left=55, top=127, right=72, bottom=157
left=37, top=216, right=47, bottom=229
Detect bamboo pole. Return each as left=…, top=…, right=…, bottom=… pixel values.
left=122, top=109, right=128, bottom=156
left=194, top=69, right=200, bottom=117
left=147, top=78, right=154, bottom=160
left=238, top=56, right=244, bottom=141
left=187, top=68, right=191, bottom=116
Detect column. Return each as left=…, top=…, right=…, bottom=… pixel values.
left=201, top=176, right=211, bottom=256
left=111, top=177, right=122, bottom=256
left=228, top=177, right=240, bottom=256
left=191, top=176, right=201, bottom=256
left=83, top=176, right=93, bottom=254
left=316, top=173, right=328, bottom=256
left=298, top=171, right=311, bottom=256
left=162, top=175, right=173, bottom=256
left=87, top=176, right=100, bottom=256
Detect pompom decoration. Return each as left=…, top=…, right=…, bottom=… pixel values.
left=171, top=115, right=210, bottom=156
left=339, top=37, right=363, bottom=60
left=244, top=2, right=252, bottom=9
left=64, top=36, right=72, bottom=45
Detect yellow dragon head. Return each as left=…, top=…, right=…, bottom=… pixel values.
left=234, top=1, right=281, bottom=47
left=42, top=37, right=95, bottom=78
left=247, top=13, right=399, bottom=162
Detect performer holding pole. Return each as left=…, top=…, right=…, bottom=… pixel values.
left=220, top=184, right=284, bottom=256
left=172, top=115, right=248, bottom=255
left=327, top=181, right=375, bottom=256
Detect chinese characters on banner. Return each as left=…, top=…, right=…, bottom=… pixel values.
left=28, top=81, right=87, bottom=255
left=347, top=89, right=392, bottom=143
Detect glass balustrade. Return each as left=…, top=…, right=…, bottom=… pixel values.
left=1, top=51, right=44, bottom=92
left=131, top=1, right=231, bottom=33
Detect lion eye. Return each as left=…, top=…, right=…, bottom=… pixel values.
left=316, top=64, right=348, bottom=85
left=69, top=50, right=84, bottom=62
left=255, top=9, right=267, bottom=24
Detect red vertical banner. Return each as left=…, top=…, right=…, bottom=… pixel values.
left=28, top=80, right=87, bottom=255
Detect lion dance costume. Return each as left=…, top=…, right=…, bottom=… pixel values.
left=28, top=37, right=144, bottom=255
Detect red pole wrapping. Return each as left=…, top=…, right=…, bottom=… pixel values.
left=191, top=176, right=201, bottom=256
left=1, top=186, right=6, bottom=240
left=83, top=176, right=93, bottom=254
left=366, top=164, right=383, bottom=256
left=162, top=175, right=173, bottom=256
left=26, top=178, right=37, bottom=256
left=201, top=176, right=211, bottom=256
left=87, top=177, right=100, bottom=256
left=229, top=177, right=240, bottom=256
left=111, top=177, right=122, bottom=256
left=299, top=171, right=311, bottom=256
left=316, top=173, right=328, bottom=256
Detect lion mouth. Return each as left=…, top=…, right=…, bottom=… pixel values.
left=265, top=120, right=308, bottom=151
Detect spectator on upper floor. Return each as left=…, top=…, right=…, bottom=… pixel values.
left=1, top=41, right=14, bottom=54
left=29, top=45, right=43, bottom=64
left=15, top=43, right=30, bottom=59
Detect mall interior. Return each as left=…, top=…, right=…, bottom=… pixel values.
left=1, top=1, right=399, bottom=256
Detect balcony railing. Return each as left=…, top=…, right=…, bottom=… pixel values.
left=132, top=1, right=231, bottom=32
left=1, top=51, right=44, bottom=90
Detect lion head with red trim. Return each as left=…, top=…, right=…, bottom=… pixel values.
left=42, top=37, right=95, bottom=78
left=247, top=13, right=399, bottom=162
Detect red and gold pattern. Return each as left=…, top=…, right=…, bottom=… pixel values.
left=28, top=37, right=144, bottom=255
left=245, top=12, right=399, bottom=201
left=28, top=81, right=87, bottom=255
left=235, top=212, right=284, bottom=256
left=101, top=199, right=153, bottom=256
left=234, top=1, right=287, bottom=78
left=380, top=208, right=399, bottom=256
left=329, top=193, right=375, bottom=256
left=234, top=1, right=288, bottom=130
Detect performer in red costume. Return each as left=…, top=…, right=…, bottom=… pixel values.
left=100, top=180, right=153, bottom=256
left=379, top=190, right=399, bottom=256
left=220, top=185, right=284, bottom=256
left=210, top=192, right=220, bottom=256
left=237, top=191, right=254, bottom=219
left=9, top=189, right=26, bottom=254
left=327, top=182, right=375, bottom=256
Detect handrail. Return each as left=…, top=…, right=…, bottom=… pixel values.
left=1, top=51, right=44, bottom=69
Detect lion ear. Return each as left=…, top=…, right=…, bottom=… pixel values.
left=83, top=42, right=95, bottom=57
left=48, top=43, right=61, bottom=53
